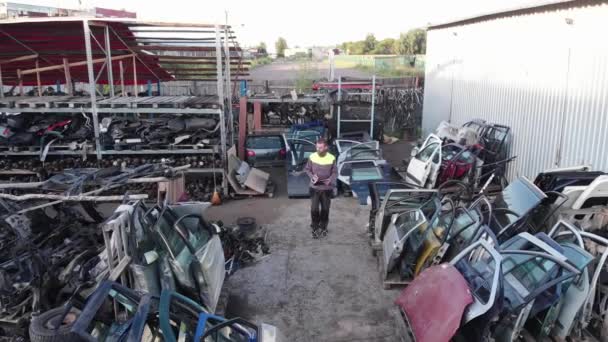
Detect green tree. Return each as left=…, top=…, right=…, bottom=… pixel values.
left=349, top=41, right=367, bottom=55
left=372, top=38, right=396, bottom=54
left=256, top=42, right=268, bottom=57
left=394, top=32, right=411, bottom=55
left=393, top=29, right=426, bottom=55
left=275, top=37, right=288, bottom=58
left=408, top=28, right=426, bottom=54
left=341, top=41, right=352, bottom=53
left=363, top=33, right=377, bottom=54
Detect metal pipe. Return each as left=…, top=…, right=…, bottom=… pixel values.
left=0, top=193, right=148, bottom=202
left=83, top=20, right=103, bottom=161
left=17, top=69, right=23, bottom=96
left=104, top=25, right=115, bottom=97
left=215, top=24, right=228, bottom=196
left=370, top=75, right=376, bottom=138
left=119, top=60, right=124, bottom=96
left=224, top=11, right=234, bottom=145
left=0, top=64, right=4, bottom=98
left=132, top=56, right=138, bottom=97
left=337, top=77, right=341, bottom=137
left=35, top=60, right=42, bottom=96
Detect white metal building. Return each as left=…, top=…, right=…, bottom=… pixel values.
left=422, top=0, right=608, bottom=179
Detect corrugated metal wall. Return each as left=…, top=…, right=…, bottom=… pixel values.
left=422, top=3, right=608, bottom=179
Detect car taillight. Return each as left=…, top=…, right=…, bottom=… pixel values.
left=246, top=150, right=255, bottom=158
left=279, top=148, right=286, bottom=158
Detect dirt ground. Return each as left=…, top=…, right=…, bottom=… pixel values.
left=206, top=142, right=413, bottom=341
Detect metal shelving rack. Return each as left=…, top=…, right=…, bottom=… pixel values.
left=336, top=75, right=377, bottom=138
left=0, top=18, right=250, bottom=193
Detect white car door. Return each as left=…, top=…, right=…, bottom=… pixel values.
left=406, top=134, right=442, bottom=187
left=382, top=209, right=427, bottom=276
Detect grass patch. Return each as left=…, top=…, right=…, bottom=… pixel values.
left=295, top=61, right=315, bottom=92
left=354, top=64, right=423, bottom=77
left=251, top=57, right=273, bottom=68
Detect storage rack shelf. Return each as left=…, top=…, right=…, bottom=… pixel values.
left=0, top=95, right=227, bottom=191
left=0, top=18, right=250, bottom=195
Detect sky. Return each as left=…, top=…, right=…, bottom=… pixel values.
left=27, top=0, right=540, bottom=50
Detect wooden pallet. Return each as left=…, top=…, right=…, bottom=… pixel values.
left=15, top=97, right=54, bottom=108
left=97, top=96, right=135, bottom=108
left=55, top=96, right=93, bottom=108
left=0, top=96, right=19, bottom=108
left=132, top=96, right=195, bottom=108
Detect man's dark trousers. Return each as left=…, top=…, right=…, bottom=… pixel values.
left=310, top=188, right=332, bottom=229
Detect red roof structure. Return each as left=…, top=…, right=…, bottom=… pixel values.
left=0, top=17, right=248, bottom=87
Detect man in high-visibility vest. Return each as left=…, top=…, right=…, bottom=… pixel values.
left=304, top=138, right=337, bottom=238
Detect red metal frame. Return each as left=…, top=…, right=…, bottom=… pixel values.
left=238, top=97, right=248, bottom=159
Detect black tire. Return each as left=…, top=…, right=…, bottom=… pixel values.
left=29, top=307, right=82, bottom=342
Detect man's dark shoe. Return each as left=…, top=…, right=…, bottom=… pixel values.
left=311, top=224, right=320, bottom=239
left=319, top=223, right=328, bottom=238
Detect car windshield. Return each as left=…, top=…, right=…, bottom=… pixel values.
left=246, top=136, right=283, bottom=150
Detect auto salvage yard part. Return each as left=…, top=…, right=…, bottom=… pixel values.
left=0, top=193, right=148, bottom=202
left=3, top=164, right=192, bottom=214
left=366, top=165, right=608, bottom=341
left=227, top=147, right=275, bottom=197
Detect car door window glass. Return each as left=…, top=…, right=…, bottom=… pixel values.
left=351, top=166, right=382, bottom=181
left=416, top=143, right=439, bottom=163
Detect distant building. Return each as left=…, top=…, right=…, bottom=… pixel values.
left=0, top=2, right=136, bottom=19
left=92, top=7, right=136, bottom=18
left=0, top=2, right=82, bottom=19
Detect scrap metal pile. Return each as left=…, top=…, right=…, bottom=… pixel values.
left=0, top=156, right=224, bottom=202
left=368, top=164, right=608, bottom=341
left=404, top=119, right=514, bottom=191
left=248, top=94, right=328, bottom=126
left=0, top=165, right=276, bottom=341
left=100, top=114, right=220, bottom=150
left=377, top=87, right=424, bottom=137
left=0, top=113, right=94, bottom=151
left=0, top=112, right=221, bottom=154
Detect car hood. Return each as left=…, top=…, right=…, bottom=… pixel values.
left=395, top=264, right=473, bottom=342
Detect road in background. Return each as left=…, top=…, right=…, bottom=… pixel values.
left=250, top=60, right=374, bottom=82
